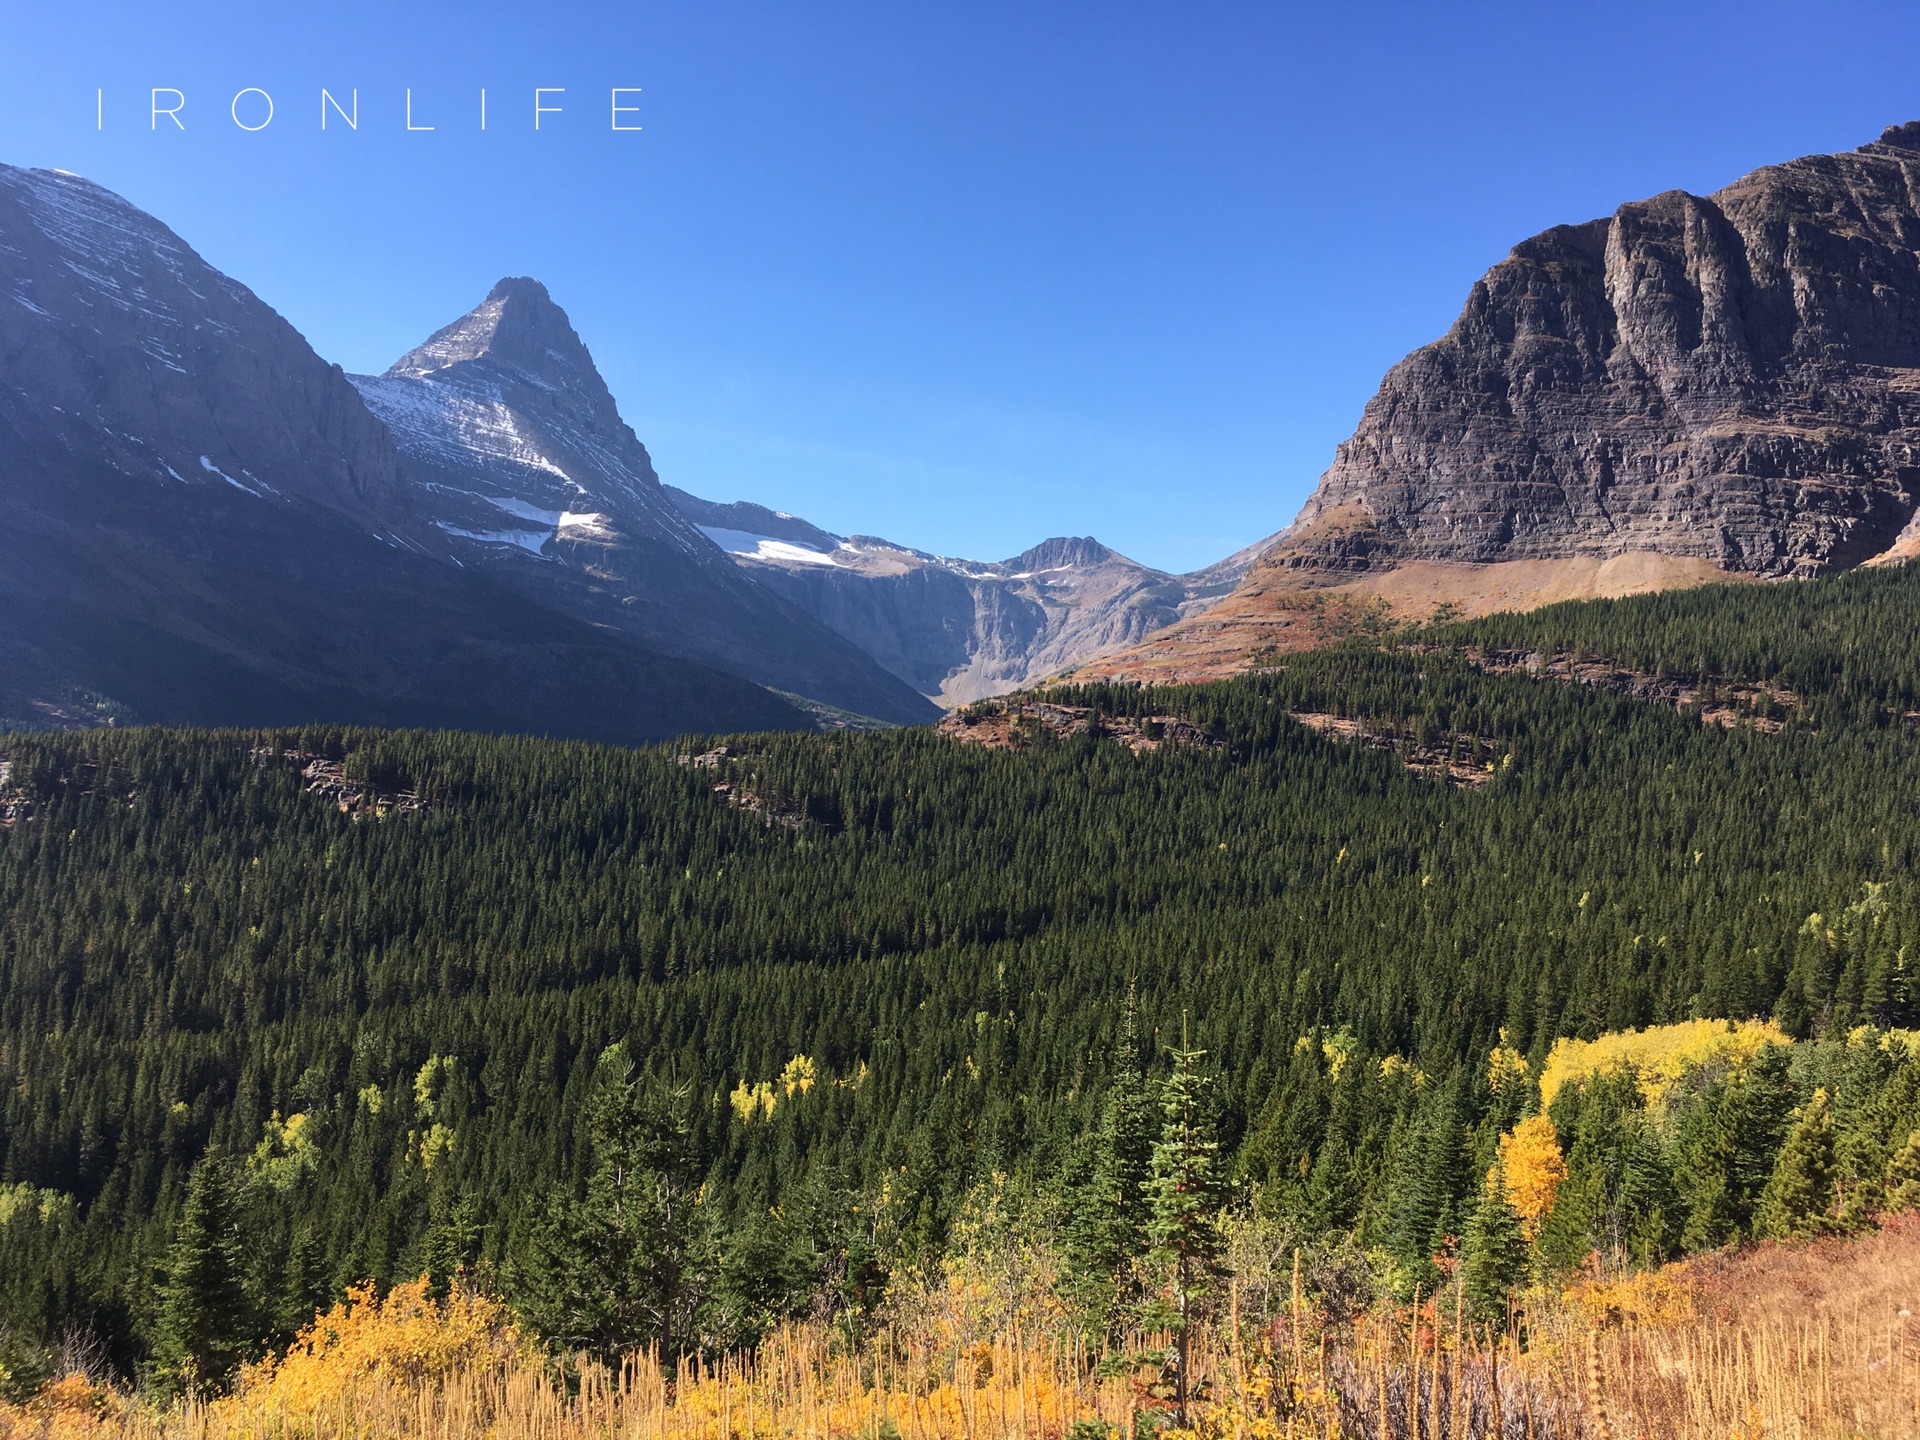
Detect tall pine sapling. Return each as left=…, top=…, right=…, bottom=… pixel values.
left=1065, top=990, right=1155, bottom=1346
left=1756, top=1086, right=1840, bottom=1240
left=1145, top=1022, right=1226, bottom=1428
left=1461, top=1163, right=1529, bottom=1326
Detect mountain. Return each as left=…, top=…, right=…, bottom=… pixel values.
left=1076, top=121, right=1920, bottom=682
left=0, top=164, right=817, bottom=739
left=662, top=485, right=1278, bottom=704
left=348, top=282, right=938, bottom=727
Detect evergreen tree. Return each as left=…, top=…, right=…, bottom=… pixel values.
left=1460, top=1167, right=1528, bottom=1326
left=519, top=1046, right=707, bottom=1363
left=420, top=1190, right=485, bottom=1297
left=151, top=1155, right=253, bottom=1397
left=1886, top=1128, right=1920, bottom=1212
left=1387, top=1074, right=1468, bottom=1291
left=1756, top=1087, right=1840, bottom=1240
left=1145, top=1024, right=1226, bottom=1427
left=1672, top=1047, right=1796, bottom=1248
left=1065, top=990, right=1156, bottom=1344
left=709, top=1208, right=810, bottom=1350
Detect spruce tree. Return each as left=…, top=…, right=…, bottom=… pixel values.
left=519, top=1046, right=707, bottom=1363
left=420, top=1190, right=485, bottom=1297
left=1756, top=1087, right=1839, bottom=1241
left=151, top=1155, right=253, bottom=1397
left=1065, top=991, right=1155, bottom=1344
left=1145, top=1023, right=1226, bottom=1428
left=1887, top=1128, right=1920, bottom=1211
left=1460, top=1168, right=1528, bottom=1326
left=1388, top=1075, right=1467, bottom=1290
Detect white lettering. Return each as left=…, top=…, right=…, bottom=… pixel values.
left=152, top=88, right=186, bottom=130
left=231, top=88, right=273, bottom=131
left=534, top=87, right=563, bottom=130
left=406, top=89, right=434, bottom=131
left=321, top=88, right=358, bottom=131
left=611, top=88, right=641, bottom=131
left=480, top=88, right=487, bottom=131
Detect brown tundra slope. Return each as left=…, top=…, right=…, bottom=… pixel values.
left=1076, top=122, right=1920, bottom=683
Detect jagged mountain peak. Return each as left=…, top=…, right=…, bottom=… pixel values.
left=385, top=275, right=609, bottom=400
left=1866, top=120, right=1920, bottom=154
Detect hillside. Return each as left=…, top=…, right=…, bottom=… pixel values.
left=5, top=566, right=1920, bottom=1387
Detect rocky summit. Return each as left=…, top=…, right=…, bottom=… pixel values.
left=1076, top=123, right=1920, bottom=683
left=352, top=281, right=939, bottom=727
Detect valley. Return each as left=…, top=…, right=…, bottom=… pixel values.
left=9, top=114, right=1920, bottom=1439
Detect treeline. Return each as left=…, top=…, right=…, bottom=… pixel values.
left=4, top=567, right=1920, bottom=1389
left=1426, top=561, right=1920, bottom=727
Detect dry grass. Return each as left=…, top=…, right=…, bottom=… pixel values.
left=8, top=1222, right=1920, bottom=1439
left=1524, top=1213, right=1920, bottom=1439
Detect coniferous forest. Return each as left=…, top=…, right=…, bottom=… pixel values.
left=6, top=565, right=1920, bottom=1407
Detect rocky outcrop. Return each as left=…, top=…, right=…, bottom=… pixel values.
left=663, top=487, right=1278, bottom=704
left=353, top=283, right=938, bottom=726
left=1074, top=124, right=1920, bottom=684
left=1279, top=122, right=1920, bottom=579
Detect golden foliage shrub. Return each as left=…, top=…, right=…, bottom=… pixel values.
left=1559, top=1260, right=1697, bottom=1329
left=219, top=1279, right=521, bottom=1421
left=0, top=1372, right=121, bottom=1440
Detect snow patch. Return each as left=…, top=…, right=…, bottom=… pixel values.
left=557, top=511, right=614, bottom=539
left=199, top=454, right=261, bottom=496
left=483, top=494, right=562, bottom=526
left=354, top=375, right=570, bottom=480
left=698, top=526, right=840, bottom=567
left=435, top=520, right=549, bottom=555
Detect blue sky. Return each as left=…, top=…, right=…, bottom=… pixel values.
left=3, top=3, right=1918, bottom=571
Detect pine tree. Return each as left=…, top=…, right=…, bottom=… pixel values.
left=1461, top=1167, right=1529, bottom=1326
left=518, top=1046, right=707, bottom=1363
left=1756, top=1087, right=1839, bottom=1240
left=151, top=1155, right=254, bottom=1397
left=1388, top=1075, right=1467, bottom=1290
left=1887, top=1128, right=1920, bottom=1211
left=1673, top=1047, right=1796, bottom=1247
left=1065, top=990, right=1155, bottom=1344
left=1145, top=1022, right=1227, bottom=1428
left=421, top=1190, right=485, bottom=1297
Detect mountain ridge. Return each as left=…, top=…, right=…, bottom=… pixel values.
left=660, top=484, right=1279, bottom=704
left=0, top=164, right=878, bottom=738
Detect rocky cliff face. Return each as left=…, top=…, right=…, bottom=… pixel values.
left=352, top=283, right=938, bottom=726
left=1280, top=122, right=1920, bottom=578
left=0, top=167, right=405, bottom=522
left=663, top=488, right=1275, bottom=704
left=1074, top=123, right=1920, bottom=684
